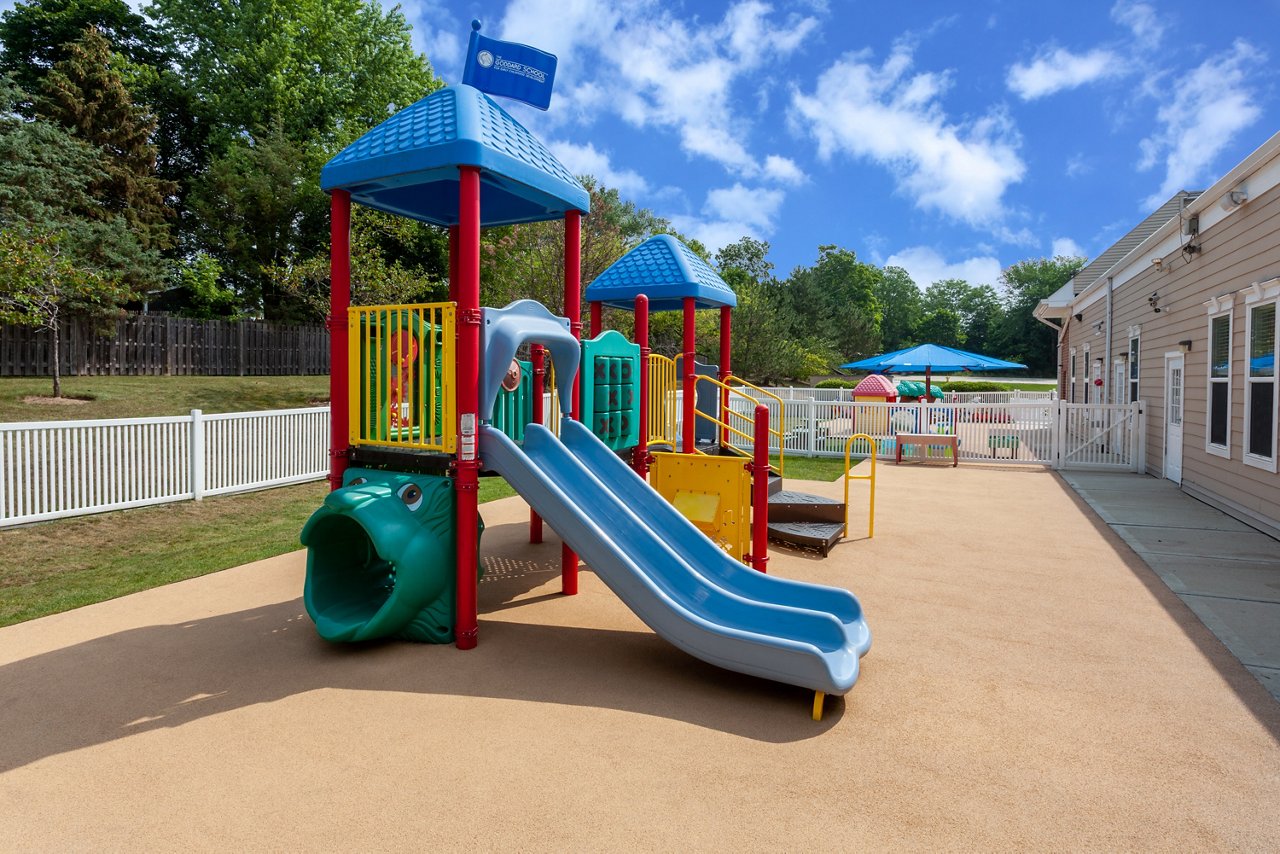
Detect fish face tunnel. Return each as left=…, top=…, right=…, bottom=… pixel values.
left=302, top=468, right=478, bottom=643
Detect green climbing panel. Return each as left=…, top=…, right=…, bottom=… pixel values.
left=491, top=360, right=533, bottom=443
left=579, top=330, right=640, bottom=452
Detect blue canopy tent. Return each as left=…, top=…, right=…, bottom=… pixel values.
left=842, top=343, right=1027, bottom=399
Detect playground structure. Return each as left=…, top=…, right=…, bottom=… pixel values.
left=302, top=79, right=870, bottom=715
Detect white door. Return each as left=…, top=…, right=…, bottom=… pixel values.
left=1114, top=359, right=1127, bottom=404
left=1164, top=354, right=1184, bottom=483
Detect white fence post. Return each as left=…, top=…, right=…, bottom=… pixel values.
left=190, top=409, right=205, bottom=501
left=806, top=399, right=817, bottom=455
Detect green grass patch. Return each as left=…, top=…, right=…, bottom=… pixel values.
left=0, top=375, right=331, bottom=422
left=774, top=453, right=858, bottom=482
left=0, top=474, right=522, bottom=628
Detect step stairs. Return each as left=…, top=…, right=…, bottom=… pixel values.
left=766, top=490, right=846, bottom=556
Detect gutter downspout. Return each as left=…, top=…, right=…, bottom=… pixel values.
left=1034, top=310, right=1064, bottom=397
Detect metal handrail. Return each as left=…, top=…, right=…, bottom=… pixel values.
left=842, top=433, right=876, bottom=540
left=692, top=373, right=785, bottom=475
left=647, top=353, right=679, bottom=448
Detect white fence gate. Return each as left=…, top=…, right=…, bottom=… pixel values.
left=0, top=407, right=329, bottom=528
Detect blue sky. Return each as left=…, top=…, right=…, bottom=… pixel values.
left=8, top=0, right=1276, bottom=291
left=398, top=0, right=1279, bottom=290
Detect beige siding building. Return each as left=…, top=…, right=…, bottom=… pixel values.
left=1037, top=131, right=1280, bottom=535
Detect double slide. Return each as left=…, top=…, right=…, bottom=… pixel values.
left=482, top=419, right=871, bottom=696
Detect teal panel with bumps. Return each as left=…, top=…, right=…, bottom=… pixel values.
left=579, top=330, right=640, bottom=451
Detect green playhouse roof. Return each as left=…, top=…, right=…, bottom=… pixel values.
left=585, top=234, right=738, bottom=311
left=320, top=84, right=589, bottom=227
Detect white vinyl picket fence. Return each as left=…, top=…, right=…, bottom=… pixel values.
left=0, top=391, right=1137, bottom=529
left=718, top=398, right=1142, bottom=470
left=0, top=407, right=329, bottom=527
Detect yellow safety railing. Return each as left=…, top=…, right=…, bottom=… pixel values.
left=725, top=374, right=786, bottom=476
left=648, top=353, right=679, bottom=448
left=690, top=374, right=785, bottom=472
left=348, top=303, right=456, bottom=452
left=842, top=433, right=877, bottom=539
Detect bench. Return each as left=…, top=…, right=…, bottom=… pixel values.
left=895, top=433, right=958, bottom=466
left=988, top=434, right=1020, bottom=458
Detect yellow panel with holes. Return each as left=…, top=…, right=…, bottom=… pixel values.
left=650, top=451, right=752, bottom=563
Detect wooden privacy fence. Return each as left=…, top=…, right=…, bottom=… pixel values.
left=0, top=314, right=329, bottom=377
left=0, top=407, right=330, bottom=527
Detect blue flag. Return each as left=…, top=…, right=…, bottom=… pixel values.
left=461, top=21, right=557, bottom=111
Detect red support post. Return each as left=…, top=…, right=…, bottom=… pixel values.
left=634, top=294, right=650, bottom=476
left=561, top=209, right=582, bottom=595
left=747, top=404, right=770, bottom=573
left=590, top=301, right=602, bottom=338
left=529, top=344, right=545, bottom=544
left=327, top=190, right=351, bottom=492
left=682, top=296, right=696, bottom=453
left=448, top=225, right=459, bottom=303
left=454, top=166, right=482, bottom=650
left=719, top=306, right=732, bottom=447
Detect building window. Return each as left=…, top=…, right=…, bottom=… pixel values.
left=1245, top=301, right=1276, bottom=470
left=1069, top=350, right=1077, bottom=403
left=1128, top=336, right=1140, bottom=403
left=1082, top=346, right=1091, bottom=403
left=1207, top=311, right=1231, bottom=458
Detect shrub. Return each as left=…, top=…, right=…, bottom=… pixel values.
left=814, top=378, right=860, bottom=389
left=939, top=381, right=1010, bottom=392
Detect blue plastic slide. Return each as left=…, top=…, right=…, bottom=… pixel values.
left=480, top=419, right=871, bottom=695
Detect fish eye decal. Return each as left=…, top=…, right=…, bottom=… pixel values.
left=398, top=483, right=423, bottom=511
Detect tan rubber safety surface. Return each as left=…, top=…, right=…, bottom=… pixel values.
left=2, top=464, right=1278, bottom=850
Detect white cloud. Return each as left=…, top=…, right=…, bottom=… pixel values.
left=790, top=43, right=1025, bottom=229
left=1065, top=153, right=1092, bottom=178
left=387, top=0, right=464, bottom=73
left=1007, top=47, right=1123, bottom=100
left=1111, top=1, right=1164, bottom=48
left=546, top=141, right=650, bottom=196
left=883, top=246, right=1002, bottom=289
left=672, top=184, right=785, bottom=254
left=762, top=155, right=806, bottom=185
left=1138, top=39, right=1264, bottom=207
left=1052, top=237, right=1087, bottom=259
left=498, top=0, right=817, bottom=176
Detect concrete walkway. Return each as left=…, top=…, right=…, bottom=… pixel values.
left=1062, top=471, right=1280, bottom=703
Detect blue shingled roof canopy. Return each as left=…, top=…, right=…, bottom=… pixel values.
left=321, top=84, right=589, bottom=227
left=585, top=234, right=737, bottom=311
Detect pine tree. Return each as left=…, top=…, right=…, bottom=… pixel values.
left=37, top=26, right=174, bottom=250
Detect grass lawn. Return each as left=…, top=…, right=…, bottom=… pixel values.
left=0, top=474, right=517, bottom=628
left=774, top=453, right=859, bottom=482
left=0, top=375, right=330, bottom=422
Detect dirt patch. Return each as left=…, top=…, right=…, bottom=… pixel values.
left=21, top=396, right=92, bottom=406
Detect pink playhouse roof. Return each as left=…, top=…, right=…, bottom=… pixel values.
left=852, top=374, right=897, bottom=397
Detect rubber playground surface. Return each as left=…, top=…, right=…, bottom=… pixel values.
left=2, top=464, right=1278, bottom=850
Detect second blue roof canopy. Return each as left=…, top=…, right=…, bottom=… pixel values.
left=586, top=234, right=737, bottom=312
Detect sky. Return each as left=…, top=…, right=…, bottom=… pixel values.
left=395, top=0, right=1279, bottom=291
left=7, top=0, right=1277, bottom=292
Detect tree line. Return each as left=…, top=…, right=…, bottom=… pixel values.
left=0, top=0, right=1084, bottom=394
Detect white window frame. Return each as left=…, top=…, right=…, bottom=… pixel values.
left=1082, top=344, right=1091, bottom=404
left=1242, top=280, right=1280, bottom=472
left=1205, top=301, right=1232, bottom=459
